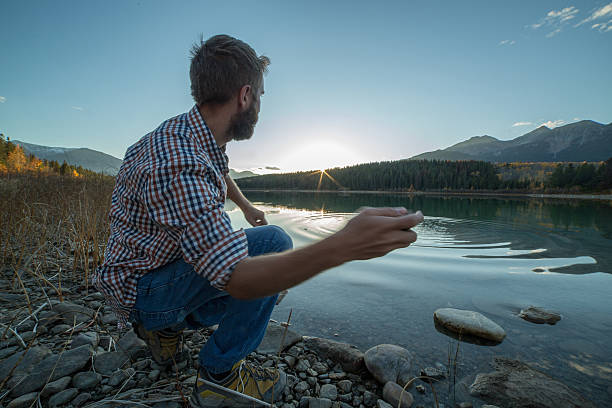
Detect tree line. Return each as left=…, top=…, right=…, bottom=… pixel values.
left=0, top=134, right=98, bottom=177
left=236, top=158, right=612, bottom=193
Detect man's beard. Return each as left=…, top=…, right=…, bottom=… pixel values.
left=227, top=102, right=258, bottom=141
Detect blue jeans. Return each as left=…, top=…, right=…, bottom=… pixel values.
left=130, top=225, right=293, bottom=374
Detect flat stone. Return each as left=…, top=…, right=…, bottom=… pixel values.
left=51, top=324, right=73, bottom=335
left=433, top=308, right=506, bottom=345
left=7, top=392, right=38, bottom=408
left=303, top=337, right=364, bottom=373
left=52, top=301, right=96, bottom=325
left=519, top=306, right=561, bottom=325
left=41, top=376, right=72, bottom=397
left=72, top=371, right=102, bottom=390
left=0, top=345, right=18, bottom=359
left=309, top=398, right=332, bottom=408
left=10, top=345, right=93, bottom=397
left=257, top=322, right=303, bottom=354
left=365, top=344, right=413, bottom=387
left=48, top=387, right=78, bottom=407
left=71, top=331, right=100, bottom=349
left=382, top=381, right=413, bottom=408
left=420, top=366, right=445, bottom=381
left=319, top=384, right=337, bottom=400
left=94, top=351, right=129, bottom=375
left=469, top=357, right=596, bottom=408
left=0, top=345, right=52, bottom=383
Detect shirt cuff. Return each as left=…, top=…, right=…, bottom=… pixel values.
left=194, top=229, right=249, bottom=290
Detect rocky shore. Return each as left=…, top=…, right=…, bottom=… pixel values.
left=0, top=280, right=595, bottom=408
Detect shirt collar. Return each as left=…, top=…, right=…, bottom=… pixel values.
left=187, top=105, right=229, bottom=176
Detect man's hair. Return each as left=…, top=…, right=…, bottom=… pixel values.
left=189, top=34, right=270, bottom=106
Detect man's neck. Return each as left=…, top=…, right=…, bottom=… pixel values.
left=198, top=104, right=232, bottom=148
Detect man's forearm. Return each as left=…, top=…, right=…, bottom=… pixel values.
left=225, top=174, right=250, bottom=209
left=226, top=235, right=346, bottom=299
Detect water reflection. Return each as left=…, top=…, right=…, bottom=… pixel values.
left=240, top=191, right=612, bottom=275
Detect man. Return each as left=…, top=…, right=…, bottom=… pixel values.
left=93, top=34, right=424, bottom=407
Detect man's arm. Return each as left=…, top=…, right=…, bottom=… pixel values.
left=225, top=174, right=267, bottom=226
left=226, top=208, right=424, bottom=299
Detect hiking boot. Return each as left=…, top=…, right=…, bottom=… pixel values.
left=190, top=359, right=287, bottom=407
left=133, top=322, right=184, bottom=366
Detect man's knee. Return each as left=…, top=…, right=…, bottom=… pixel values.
left=268, top=225, right=293, bottom=252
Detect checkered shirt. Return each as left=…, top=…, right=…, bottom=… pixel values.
left=92, top=105, right=249, bottom=326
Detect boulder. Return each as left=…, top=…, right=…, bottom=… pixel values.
left=303, top=337, right=364, bottom=373
left=433, top=308, right=505, bottom=345
left=364, top=344, right=413, bottom=387
left=469, top=357, right=596, bottom=408
left=382, top=381, right=413, bottom=408
left=518, top=306, right=561, bottom=325
left=256, top=322, right=303, bottom=354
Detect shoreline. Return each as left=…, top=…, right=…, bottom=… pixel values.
left=241, top=189, right=612, bottom=201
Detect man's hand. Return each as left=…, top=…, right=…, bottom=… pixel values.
left=332, top=207, right=424, bottom=262
left=243, top=204, right=268, bottom=227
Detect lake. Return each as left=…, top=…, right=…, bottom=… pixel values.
left=228, top=191, right=612, bottom=406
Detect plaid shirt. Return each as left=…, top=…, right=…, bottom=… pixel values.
left=93, top=105, right=249, bottom=326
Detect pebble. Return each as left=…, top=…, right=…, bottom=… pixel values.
left=94, top=351, right=129, bottom=375
left=7, top=392, right=38, bottom=408
left=376, top=399, right=393, bottom=408
left=337, top=379, right=352, bottom=393
left=41, top=376, right=72, bottom=397
left=71, top=331, right=100, bottom=349
left=309, top=398, right=332, bottom=408
left=319, top=384, right=338, bottom=400
left=72, top=392, right=92, bottom=406
left=420, top=366, right=445, bottom=381
left=48, top=387, right=78, bottom=407
left=382, top=381, right=413, bottom=408
left=295, top=380, right=310, bottom=393
left=415, top=384, right=425, bottom=394
left=363, top=391, right=377, bottom=406
left=72, top=371, right=102, bottom=390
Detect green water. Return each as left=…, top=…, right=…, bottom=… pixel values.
left=228, top=192, right=612, bottom=405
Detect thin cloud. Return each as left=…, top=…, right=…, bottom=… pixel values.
left=512, top=121, right=532, bottom=127
left=0, top=96, right=6, bottom=103
left=530, top=6, right=579, bottom=37
left=71, top=106, right=84, bottom=111
left=575, top=2, right=612, bottom=30
left=540, top=120, right=566, bottom=128
left=498, top=39, right=516, bottom=46
left=265, top=166, right=280, bottom=170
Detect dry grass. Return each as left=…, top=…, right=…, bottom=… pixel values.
left=0, top=173, right=114, bottom=298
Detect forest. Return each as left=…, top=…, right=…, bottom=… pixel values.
left=236, top=158, right=612, bottom=193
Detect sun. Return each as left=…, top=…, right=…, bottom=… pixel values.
left=280, top=140, right=362, bottom=172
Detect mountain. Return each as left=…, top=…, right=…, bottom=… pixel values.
left=13, top=140, right=260, bottom=178
left=14, top=140, right=123, bottom=175
left=410, top=120, right=612, bottom=162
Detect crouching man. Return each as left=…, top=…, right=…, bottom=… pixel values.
left=93, top=34, right=423, bottom=407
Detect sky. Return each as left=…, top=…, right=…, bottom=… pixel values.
left=1, top=1, right=611, bottom=173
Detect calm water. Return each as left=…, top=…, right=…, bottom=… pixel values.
left=229, top=192, right=612, bottom=406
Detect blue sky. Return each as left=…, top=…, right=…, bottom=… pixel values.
left=1, top=1, right=611, bottom=172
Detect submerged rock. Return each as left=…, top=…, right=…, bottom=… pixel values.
left=469, top=357, right=596, bottom=408
left=519, top=306, right=561, bottom=325
left=433, top=308, right=506, bottom=345
left=364, top=344, right=413, bottom=387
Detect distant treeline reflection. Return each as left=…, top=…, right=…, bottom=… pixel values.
left=243, top=191, right=612, bottom=239
left=236, top=159, right=612, bottom=193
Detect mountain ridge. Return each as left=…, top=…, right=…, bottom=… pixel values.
left=410, top=120, right=612, bottom=162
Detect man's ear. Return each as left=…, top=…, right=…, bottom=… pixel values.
left=238, top=85, right=251, bottom=110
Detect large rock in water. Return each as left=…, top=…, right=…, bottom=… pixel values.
left=256, top=322, right=302, bottom=354
left=303, top=337, right=365, bottom=373
left=364, top=344, right=413, bottom=387
left=433, top=308, right=506, bottom=345
left=469, top=357, right=596, bottom=408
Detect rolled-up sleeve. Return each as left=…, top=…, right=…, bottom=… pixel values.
left=145, top=154, right=248, bottom=290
